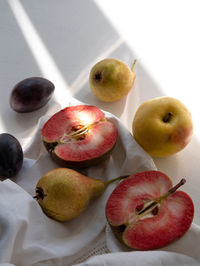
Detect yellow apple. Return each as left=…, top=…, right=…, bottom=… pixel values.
left=89, top=58, right=136, bottom=102
left=132, top=96, right=193, bottom=157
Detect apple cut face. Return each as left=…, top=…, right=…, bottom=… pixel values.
left=106, top=170, right=194, bottom=250
left=41, top=105, right=118, bottom=168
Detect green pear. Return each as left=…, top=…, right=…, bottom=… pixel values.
left=89, top=58, right=136, bottom=102
left=34, top=168, right=125, bottom=222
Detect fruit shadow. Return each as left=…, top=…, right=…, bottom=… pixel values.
left=8, top=0, right=168, bottom=121
left=4, top=0, right=200, bottom=224
left=71, top=42, right=138, bottom=118
left=1, top=97, right=61, bottom=148
left=0, top=1, right=63, bottom=146
left=152, top=133, right=199, bottom=183
left=71, top=51, right=167, bottom=123
left=16, top=0, right=135, bottom=118
left=152, top=134, right=200, bottom=226
left=19, top=0, right=120, bottom=85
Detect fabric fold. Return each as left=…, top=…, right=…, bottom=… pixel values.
left=0, top=99, right=198, bottom=266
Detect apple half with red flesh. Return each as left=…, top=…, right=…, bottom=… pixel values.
left=41, top=105, right=118, bottom=168
left=106, top=170, right=194, bottom=250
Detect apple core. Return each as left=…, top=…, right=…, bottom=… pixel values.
left=41, top=105, right=118, bottom=168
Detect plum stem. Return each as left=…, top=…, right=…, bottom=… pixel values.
left=104, top=175, right=128, bottom=186
left=137, top=178, right=186, bottom=216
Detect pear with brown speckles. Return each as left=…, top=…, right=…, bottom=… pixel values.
left=34, top=168, right=106, bottom=222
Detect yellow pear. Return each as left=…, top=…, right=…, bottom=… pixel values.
left=34, top=168, right=126, bottom=222
left=89, top=58, right=136, bottom=102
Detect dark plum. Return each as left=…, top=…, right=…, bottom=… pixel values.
left=0, top=133, right=23, bottom=180
left=10, top=77, right=55, bottom=113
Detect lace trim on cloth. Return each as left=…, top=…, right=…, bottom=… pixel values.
left=71, top=229, right=110, bottom=265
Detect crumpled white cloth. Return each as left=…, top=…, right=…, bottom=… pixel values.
left=0, top=98, right=199, bottom=266
left=75, top=250, right=200, bottom=266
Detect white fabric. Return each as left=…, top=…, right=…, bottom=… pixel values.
left=0, top=99, right=199, bottom=266
left=76, top=251, right=200, bottom=266
left=106, top=222, right=200, bottom=261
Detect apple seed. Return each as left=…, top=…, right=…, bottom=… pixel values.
left=151, top=205, right=159, bottom=216
left=137, top=178, right=186, bottom=217
left=135, top=202, right=144, bottom=212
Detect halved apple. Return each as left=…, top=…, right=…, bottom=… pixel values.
left=106, top=170, right=194, bottom=250
left=41, top=105, right=118, bottom=168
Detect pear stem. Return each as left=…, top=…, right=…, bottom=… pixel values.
left=104, top=175, right=128, bottom=186
left=131, top=59, right=137, bottom=71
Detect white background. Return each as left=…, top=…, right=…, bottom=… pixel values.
left=0, top=0, right=199, bottom=224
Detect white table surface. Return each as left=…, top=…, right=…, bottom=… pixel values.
left=0, top=0, right=199, bottom=227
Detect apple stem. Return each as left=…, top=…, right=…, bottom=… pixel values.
left=131, top=59, right=137, bottom=71
left=163, top=112, right=173, bottom=123
left=169, top=178, right=186, bottom=194
left=157, top=178, right=186, bottom=202
left=137, top=178, right=186, bottom=216
left=104, top=175, right=128, bottom=186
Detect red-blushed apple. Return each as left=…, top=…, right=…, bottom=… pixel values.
left=41, top=105, right=118, bottom=168
left=132, top=97, right=193, bottom=157
left=106, top=170, right=194, bottom=250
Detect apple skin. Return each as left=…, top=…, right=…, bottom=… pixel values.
left=89, top=58, right=136, bottom=102
left=41, top=105, right=118, bottom=168
left=105, top=170, right=194, bottom=250
left=132, top=97, right=193, bottom=157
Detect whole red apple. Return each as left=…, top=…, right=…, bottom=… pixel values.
left=132, top=96, right=193, bottom=157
